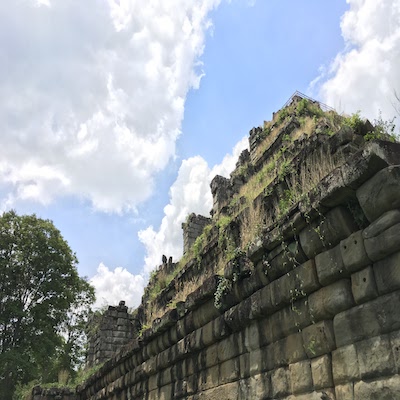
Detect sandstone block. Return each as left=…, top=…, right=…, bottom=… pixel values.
left=269, top=298, right=311, bottom=342
left=299, top=206, right=357, bottom=259
left=217, top=334, right=241, bottom=362
left=243, top=321, right=260, bottom=352
left=351, top=266, right=378, bottom=304
left=363, top=209, right=400, bottom=239
left=365, top=223, right=400, bottom=262
left=219, top=357, right=239, bottom=385
left=290, top=359, right=312, bottom=394
left=249, top=348, right=263, bottom=376
left=340, top=230, right=371, bottom=272
left=311, top=354, right=333, bottom=390
left=238, top=373, right=271, bottom=400
left=335, top=383, right=354, bottom=400
left=315, top=244, right=347, bottom=286
left=332, top=344, right=360, bottom=384
left=204, top=343, right=218, bottom=369
left=333, top=290, right=400, bottom=347
left=197, top=381, right=239, bottom=400
left=390, top=330, right=400, bottom=373
left=271, top=367, right=290, bottom=398
left=309, top=280, right=354, bottom=321
left=354, top=376, right=400, bottom=400
left=356, top=165, right=400, bottom=222
left=373, top=251, right=400, bottom=294
left=302, top=320, right=336, bottom=358
left=294, top=259, right=321, bottom=294
left=274, top=332, right=307, bottom=366
left=356, top=334, right=395, bottom=379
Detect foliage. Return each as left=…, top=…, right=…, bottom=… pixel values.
left=0, top=210, right=95, bottom=400
left=365, top=111, right=398, bottom=142
left=296, top=98, right=324, bottom=119
left=343, top=111, right=364, bottom=134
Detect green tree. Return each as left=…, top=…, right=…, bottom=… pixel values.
left=0, top=210, right=95, bottom=399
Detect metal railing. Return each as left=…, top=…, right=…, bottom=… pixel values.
left=281, top=90, right=335, bottom=113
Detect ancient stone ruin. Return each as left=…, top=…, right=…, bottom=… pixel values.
left=31, top=92, right=400, bottom=400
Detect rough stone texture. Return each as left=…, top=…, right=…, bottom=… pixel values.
left=373, top=251, right=400, bottom=295
left=340, top=230, right=371, bottom=273
left=299, top=206, right=358, bottom=259
left=356, top=334, right=395, bottom=379
left=289, top=359, right=312, bottom=394
left=308, top=280, right=354, bottom=321
left=362, top=209, right=400, bottom=239
left=357, top=165, right=400, bottom=222
left=311, top=354, right=333, bottom=390
left=302, top=320, right=336, bottom=358
left=354, top=376, right=400, bottom=400
left=364, top=222, right=400, bottom=262
left=351, top=266, right=378, bottom=304
left=333, top=290, right=400, bottom=347
left=315, top=244, right=346, bottom=286
left=332, top=344, right=360, bottom=384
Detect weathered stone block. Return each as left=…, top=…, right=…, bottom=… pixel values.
left=257, top=316, right=273, bottom=347
left=365, top=223, right=400, bottom=262
left=363, top=209, right=400, bottom=239
left=335, top=383, right=354, bottom=400
left=271, top=367, right=290, bottom=398
left=311, top=354, right=333, bottom=390
left=274, top=332, right=307, bottom=366
left=217, top=334, right=242, bottom=362
left=373, top=251, right=400, bottom=294
left=309, top=280, right=354, bottom=321
left=351, top=266, right=378, bottom=304
left=249, top=348, right=263, bottom=376
left=289, top=359, right=312, bottom=394
left=333, top=290, right=400, bottom=347
left=340, top=230, right=371, bottom=273
left=205, top=343, right=218, bottom=368
left=332, top=344, right=360, bottom=384
left=315, top=244, right=347, bottom=286
left=354, top=376, right=400, bottom=400
left=269, top=298, right=311, bottom=342
left=219, top=357, right=239, bottom=385
left=356, top=334, right=395, bottom=379
left=295, top=259, right=321, bottom=294
left=238, top=373, right=271, bottom=400
left=357, top=165, right=400, bottom=222
left=302, top=320, right=336, bottom=358
left=243, top=321, right=260, bottom=352
left=197, top=381, right=239, bottom=400
left=299, top=206, right=358, bottom=259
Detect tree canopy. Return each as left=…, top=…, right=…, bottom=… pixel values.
left=0, top=210, right=95, bottom=400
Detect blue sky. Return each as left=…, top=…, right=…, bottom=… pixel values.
left=1, top=0, right=399, bottom=308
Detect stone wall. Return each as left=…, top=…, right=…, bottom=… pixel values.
left=86, top=301, right=137, bottom=368
left=29, top=94, right=400, bottom=400
left=74, top=149, right=400, bottom=399
left=182, top=214, right=212, bottom=255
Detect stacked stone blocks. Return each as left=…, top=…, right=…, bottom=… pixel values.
left=72, top=151, right=400, bottom=399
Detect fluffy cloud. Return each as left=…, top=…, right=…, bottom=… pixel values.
left=312, top=0, right=400, bottom=122
left=90, top=137, right=247, bottom=308
left=139, top=137, right=248, bottom=275
left=90, top=263, right=145, bottom=309
left=0, top=0, right=221, bottom=213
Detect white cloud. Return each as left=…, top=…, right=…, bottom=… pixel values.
left=139, top=137, right=248, bottom=275
left=0, top=0, right=221, bottom=213
left=90, top=263, right=145, bottom=309
left=312, top=0, right=400, bottom=122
